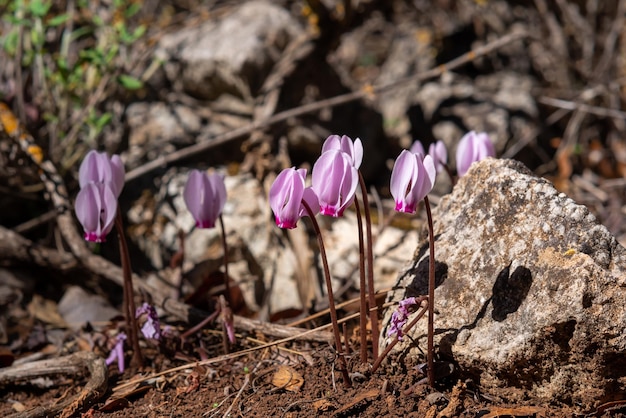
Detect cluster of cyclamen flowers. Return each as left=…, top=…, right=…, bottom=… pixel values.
left=269, top=130, right=495, bottom=385
left=74, top=129, right=494, bottom=377
left=385, top=130, right=495, bottom=339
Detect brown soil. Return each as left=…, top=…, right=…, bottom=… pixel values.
left=1, top=328, right=620, bottom=418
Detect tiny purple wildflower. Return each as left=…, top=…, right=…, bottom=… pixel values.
left=389, top=150, right=436, bottom=213
left=269, top=167, right=319, bottom=229
left=183, top=170, right=227, bottom=229
left=75, top=182, right=118, bottom=242
left=321, top=134, right=363, bottom=169
left=105, top=332, right=127, bottom=372
left=456, top=131, right=495, bottom=177
left=311, top=149, right=359, bottom=217
left=78, top=150, right=125, bottom=198
left=136, top=303, right=161, bottom=340
left=387, top=297, right=419, bottom=341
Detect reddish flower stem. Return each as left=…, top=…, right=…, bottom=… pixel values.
left=301, top=200, right=351, bottom=388
left=218, top=214, right=231, bottom=305
left=424, top=195, right=436, bottom=387
left=115, top=210, right=142, bottom=369
left=354, top=197, right=368, bottom=363
left=358, top=173, right=379, bottom=358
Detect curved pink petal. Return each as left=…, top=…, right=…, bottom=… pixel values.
left=76, top=183, right=101, bottom=236
left=456, top=131, right=495, bottom=177
left=409, top=140, right=425, bottom=157
left=321, top=134, right=362, bottom=169
left=75, top=182, right=117, bottom=242
left=300, top=187, right=320, bottom=217
left=352, top=137, right=363, bottom=169
left=412, top=155, right=436, bottom=203
left=390, top=150, right=418, bottom=213
left=312, top=150, right=357, bottom=217
left=79, top=150, right=125, bottom=197
left=109, top=155, right=126, bottom=197
left=428, top=141, right=447, bottom=172
left=269, top=167, right=308, bottom=229
left=183, top=170, right=226, bottom=229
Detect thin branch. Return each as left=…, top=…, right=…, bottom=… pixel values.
left=125, top=29, right=529, bottom=182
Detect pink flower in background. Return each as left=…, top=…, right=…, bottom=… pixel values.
left=456, top=131, right=495, bottom=176
left=390, top=150, right=436, bottom=213
left=321, top=134, right=363, bottom=169
left=428, top=140, right=448, bottom=172
left=79, top=150, right=125, bottom=198
left=311, top=149, right=359, bottom=217
left=105, top=332, right=127, bottom=372
left=183, top=170, right=227, bottom=229
left=269, top=167, right=319, bottom=229
left=409, top=140, right=425, bottom=157
left=75, top=182, right=118, bottom=242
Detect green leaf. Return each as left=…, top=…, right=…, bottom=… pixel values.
left=117, top=74, right=143, bottom=90
left=48, top=13, right=69, bottom=26
left=28, top=0, right=51, bottom=17
left=125, top=3, right=141, bottom=18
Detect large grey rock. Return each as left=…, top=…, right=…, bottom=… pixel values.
left=156, top=1, right=301, bottom=100
left=382, top=158, right=626, bottom=411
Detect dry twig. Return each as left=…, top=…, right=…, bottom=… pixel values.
left=0, top=351, right=108, bottom=418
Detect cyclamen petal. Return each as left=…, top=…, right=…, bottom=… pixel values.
left=456, top=131, right=495, bottom=177
left=183, top=170, right=227, bottom=229
left=79, top=150, right=125, bottom=197
left=409, top=140, right=425, bottom=157
left=389, top=150, right=419, bottom=213
left=269, top=167, right=318, bottom=229
left=312, top=150, right=358, bottom=217
left=428, top=140, right=448, bottom=172
left=75, top=182, right=117, bottom=242
left=390, top=150, right=436, bottom=214
left=321, top=134, right=363, bottom=169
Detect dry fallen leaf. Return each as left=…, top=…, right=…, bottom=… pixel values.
left=481, top=405, right=545, bottom=418
left=312, top=399, right=334, bottom=412
left=271, top=365, right=304, bottom=392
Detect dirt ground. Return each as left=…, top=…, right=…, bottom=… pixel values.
left=2, top=0, right=626, bottom=417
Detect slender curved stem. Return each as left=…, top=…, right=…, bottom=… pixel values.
left=301, top=200, right=351, bottom=387
left=354, top=198, right=368, bottom=363
left=424, top=196, right=435, bottom=386
left=358, top=173, right=379, bottom=358
left=115, top=209, right=142, bottom=368
left=219, top=214, right=231, bottom=305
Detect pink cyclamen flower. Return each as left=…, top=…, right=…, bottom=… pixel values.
left=311, top=149, right=359, bottom=217
left=409, top=140, right=425, bottom=157
left=387, top=297, right=419, bottom=341
left=105, top=332, right=127, bottom=372
left=79, top=150, right=125, bottom=198
left=75, top=182, right=118, bottom=242
left=456, top=131, right=495, bottom=177
left=183, top=170, right=227, bottom=229
left=136, top=303, right=161, bottom=340
left=269, top=167, right=319, bottom=229
left=428, top=140, right=448, bottom=173
left=390, top=150, right=436, bottom=213
left=321, top=134, right=363, bottom=169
